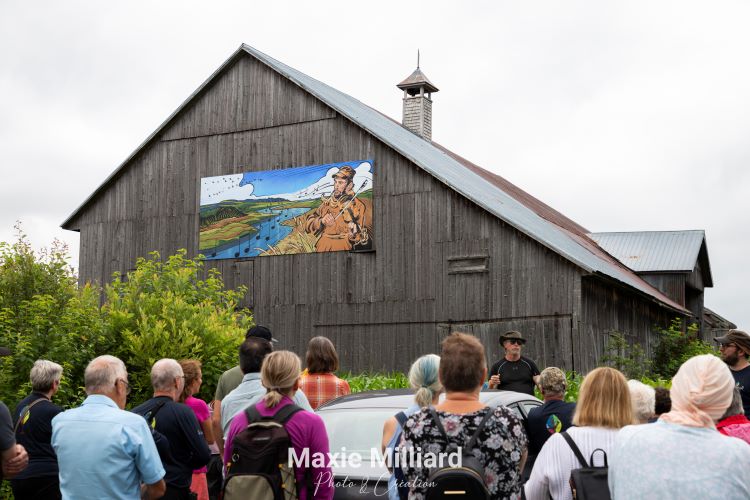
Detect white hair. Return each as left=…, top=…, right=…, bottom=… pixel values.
left=151, top=359, right=183, bottom=391
left=628, top=379, right=656, bottom=424
left=85, top=355, right=127, bottom=395
left=30, top=360, right=63, bottom=392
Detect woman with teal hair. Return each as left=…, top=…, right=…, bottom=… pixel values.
left=380, top=354, right=443, bottom=500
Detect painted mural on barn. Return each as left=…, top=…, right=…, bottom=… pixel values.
left=199, top=160, right=374, bottom=259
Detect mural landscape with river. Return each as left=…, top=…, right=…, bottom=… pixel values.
left=199, top=160, right=374, bottom=259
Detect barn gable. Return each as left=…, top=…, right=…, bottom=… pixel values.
left=63, top=44, right=685, bottom=315
left=61, top=44, right=695, bottom=371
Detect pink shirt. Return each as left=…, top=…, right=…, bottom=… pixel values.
left=224, top=396, right=333, bottom=500
left=185, top=396, right=211, bottom=473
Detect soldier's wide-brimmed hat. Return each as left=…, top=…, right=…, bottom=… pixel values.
left=715, top=329, right=750, bottom=355
left=500, top=330, right=526, bottom=344
left=332, top=165, right=355, bottom=182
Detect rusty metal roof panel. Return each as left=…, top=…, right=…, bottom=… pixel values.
left=589, top=231, right=705, bottom=272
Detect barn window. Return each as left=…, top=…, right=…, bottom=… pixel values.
left=447, top=255, right=489, bottom=274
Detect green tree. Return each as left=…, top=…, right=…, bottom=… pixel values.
left=651, top=318, right=718, bottom=378
left=103, top=250, right=252, bottom=405
left=0, top=227, right=106, bottom=408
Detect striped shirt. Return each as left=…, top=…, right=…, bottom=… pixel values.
left=524, top=426, right=618, bottom=500
left=299, top=373, right=351, bottom=410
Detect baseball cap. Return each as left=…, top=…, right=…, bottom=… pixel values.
left=715, top=329, right=750, bottom=354
left=246, top=325, right=278, bottom=343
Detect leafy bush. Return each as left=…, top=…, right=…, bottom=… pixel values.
left=0, top=231, right=252, bottom=411
left=103, top=250, right=252, bottom=405
left=0, top=229, right=107, bottom=409
left=651, top=318, right=718, bottom=378
left=600, top=332, right=652, bottom=380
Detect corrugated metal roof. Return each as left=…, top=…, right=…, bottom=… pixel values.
left=589, top=231, right=705, bottom=272
left=61, top=44, right=688, bottom=314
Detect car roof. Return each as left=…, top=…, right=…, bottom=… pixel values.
left=316, top=388, right=540, bottom=411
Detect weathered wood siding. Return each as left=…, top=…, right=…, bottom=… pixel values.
left=579, top=276, right=675, bottom=372
left=639, top=274, right=687, bottom=307
left=66, top=52, right=630, bottom=372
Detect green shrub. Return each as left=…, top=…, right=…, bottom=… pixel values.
left=651, top=318, right=718, bottom=378
left=600, top=332, right=652, bottom=380
left=103, top=250, right=252, bottom=405
left=0, top=230, right=106, bottom=409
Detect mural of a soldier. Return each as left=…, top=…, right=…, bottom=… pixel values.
left=305, top=165, right=372, bottom=252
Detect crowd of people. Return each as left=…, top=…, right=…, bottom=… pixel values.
left=0, top=326, right=749, bottom=500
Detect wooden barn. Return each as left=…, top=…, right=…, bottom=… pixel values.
left=62, top=44, right=695, bottom=372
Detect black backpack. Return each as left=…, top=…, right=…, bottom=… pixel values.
left=223, top=404, right=305, bottom=500
left=560, top=432, right=611, bottom=500
left=424, top=407, right=492, bottom=500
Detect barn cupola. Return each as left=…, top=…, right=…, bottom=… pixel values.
left=397, top=53, right=439, bottom=141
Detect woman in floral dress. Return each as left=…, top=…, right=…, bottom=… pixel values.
left=401, top=332, right=528, bottom=500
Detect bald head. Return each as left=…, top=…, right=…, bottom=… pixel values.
left=85, top=355, right=127, bottom=395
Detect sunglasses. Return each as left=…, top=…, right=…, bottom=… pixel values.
left=504, top=339, right=524, bottom=346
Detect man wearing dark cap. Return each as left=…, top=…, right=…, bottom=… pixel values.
left=209, top=328, right=275, bottom=458
left=716, top=329, right=750, bottom=416
left=488, top=331, right=540, bottom=396
left=304, top=165, right=371, bottom=252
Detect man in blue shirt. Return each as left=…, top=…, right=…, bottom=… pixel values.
left=220, top=337, right=312, bottom=438
left=52, top=355, right=166, bottom=500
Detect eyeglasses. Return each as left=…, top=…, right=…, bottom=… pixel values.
left=117, top=378, right=131, bottom=395
left=719, top=342, right=737, bottom=350
left=505, top=339, right=524, bottom=346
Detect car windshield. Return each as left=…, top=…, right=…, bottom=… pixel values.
left=319, top=408, right=397, bottom=457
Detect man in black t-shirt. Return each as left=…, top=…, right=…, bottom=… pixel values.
left=12, top=360, right=64, bottom=499
left=1, top=346, right=29, bottom=481
left=488, top=331, right=540, bottom=396
left=132, top=358, right=210, bottom=500
left=716, top=330, right=750, bottom=416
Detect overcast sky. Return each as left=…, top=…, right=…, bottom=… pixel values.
left=1, top=1, right=747, bottom=330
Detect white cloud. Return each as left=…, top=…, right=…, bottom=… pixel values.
left=200, top=174, right=254, bottom=205
left=250, top=162, right=374, bottom=201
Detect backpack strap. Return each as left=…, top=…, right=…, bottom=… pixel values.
left=589, top=448, right=608, bottom=467
left=428, top=407, right=493, bottom=452
left=145, top=399, right=169, bottom=429
left=272, top=403, right=304, bottom=424
left=244, top=402, right=304, bottom=425
left=14, top=397, right=49, bottom=433
left=244, top=404, right=263, bottom=424
left=428, top=408, right=450, bottom=442
left=395, top=411, right=408, bottom=428
left=561, top=431, right=589, bottom=468
left=465, top=408, right=494, bottom=451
